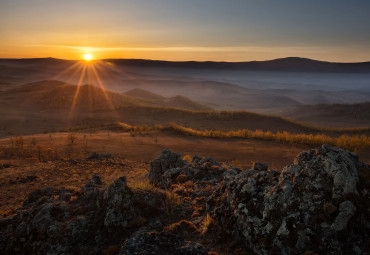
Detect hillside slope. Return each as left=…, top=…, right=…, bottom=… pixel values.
left=0, top=80, right=369, bottom=137
left=284, top=102, right=370, bottom=127
left=123, top=88, right=213, bottom=111
left=5, top=80, right=146, bottom=111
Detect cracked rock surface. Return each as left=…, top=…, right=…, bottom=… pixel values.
left=121, top=231, right=208, bottom=255
left=207, top=145, right=370, bottom=255
left=0, top=175, right=164, bottom=254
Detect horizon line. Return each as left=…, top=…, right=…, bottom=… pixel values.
left=1, top=56, right=370, bottom=64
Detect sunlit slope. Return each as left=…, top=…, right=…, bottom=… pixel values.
left=5, top=80, right=146, bottom=111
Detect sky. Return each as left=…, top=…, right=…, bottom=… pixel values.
left=0, top=0, right=370, bottom=62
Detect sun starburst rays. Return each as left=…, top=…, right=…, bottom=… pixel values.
left=48, top=55, right=139, bottom=124
left=59, top=58, right=122, bottom=124
left=69, top=64, right=87, bottom=119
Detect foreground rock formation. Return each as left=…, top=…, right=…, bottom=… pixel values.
left=0, top=174, right=207, bottom=255
left=0, top=145, right=369, bottom=254
left=207, top=145, right=370, bottom=254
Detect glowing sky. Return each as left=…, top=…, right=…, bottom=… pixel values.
left=1, top=0, right=370, bottom=62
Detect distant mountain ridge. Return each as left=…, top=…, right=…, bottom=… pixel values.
left=106, top=57, right=370, bottom=73
left=1, top=57, right=370, bottom=73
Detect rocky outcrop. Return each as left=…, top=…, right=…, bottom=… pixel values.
left=207, top=145, right=370, bottom=255
left=0, top=175, right=162, bottom=255
left=121, top=231, right=208, bottom=255
left=149, top=149, right=186, bottom=186
left=149, top=149, right=241, bottom=188
left=1, top=146, right=369, bottom=255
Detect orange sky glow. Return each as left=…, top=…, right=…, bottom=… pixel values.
left=1, top=0, right=370, bottom=62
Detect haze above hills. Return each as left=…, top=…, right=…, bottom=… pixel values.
left=0, top=57, right=369, bottom=132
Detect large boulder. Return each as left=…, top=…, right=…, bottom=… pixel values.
left=121, top=231, right=208, bottom=255
left=207, top=145, right=370, bottom=255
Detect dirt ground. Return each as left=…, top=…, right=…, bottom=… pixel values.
left=1, top=130, right=369, bottom=214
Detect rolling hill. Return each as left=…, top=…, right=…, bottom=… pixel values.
left=1, top=58, right=370, bottom=118
left=5, top=80, right=146, bottom=111
left=123, top=88, right=167, bottom=101
left=2, top=57, right=370, bottom=74
left=0, top=79, right=369, bottom=138
left=283, top=101, right=370, bottom=127
left=123, top=88, right=213, bottom=111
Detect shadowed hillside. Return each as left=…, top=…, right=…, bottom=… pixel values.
left=123, top=88, right=167, bottom=101
left=284, top=101, right=370, bottom=127
left=123, top=88, right=213, bottom=111
left=0, top=79, right=369, bottom=138
left=1, top=58, right=370, bottom=119
left=5, top=80, right=212, bottom=112
left=105, top=57, right=370, bottom=73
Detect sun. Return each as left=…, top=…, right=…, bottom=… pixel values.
left=83, top=53, right=92, bottom=61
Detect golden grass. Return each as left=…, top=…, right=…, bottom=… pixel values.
left=164, top=219, right=200, bottom=234
left=199, top=213, right=214, bottom=234
left=117, top=122, right=370, bottom=151
left=129, top=180, right=182, bottom=215
left=182, top=155, right=193, bottom=164
left=169, top=123, right=370, bottom=151
left=129, top=180, right=156, bottom=191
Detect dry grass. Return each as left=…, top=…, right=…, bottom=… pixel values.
left=199, top=214, right=214, bottom=234
left=183, top=154, right=193, bottom=164
left=164, top=219, right=200, bottom=234
left=116, top=122, right=370, bottom=151
left=130, top=180, right=156, bottom=192
left=130, top=180, right=183, bottom=216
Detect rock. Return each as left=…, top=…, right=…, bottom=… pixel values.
left=207, top=145, right=370, bottom=255
left=149, top=150, right=241, bottom=188
left=252, top=162, right=268, bottom=171
left=88, top=152, right=99, bottom=159
left=121, top=231, right=208, bottom=255
left=103, top=176, right=135, bottom=228
left=88, top=152, right=112, bottom=160
left=149, top=149, right=186, bottom=186
left=323, top=202, right=337, bottom=216
left=0, top=163, right=12, bottom=169
left=2, top=146, right=369, bottom=255
left=83, top=174, right=102, bottom=191
left=0, top=174, right=163, bottom=255
left=330, top=200, right=356, bottom=231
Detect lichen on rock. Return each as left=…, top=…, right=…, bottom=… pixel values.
left=0, top=175, right=162, bottom=254
left=207, top=145, right=370, bottom=255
